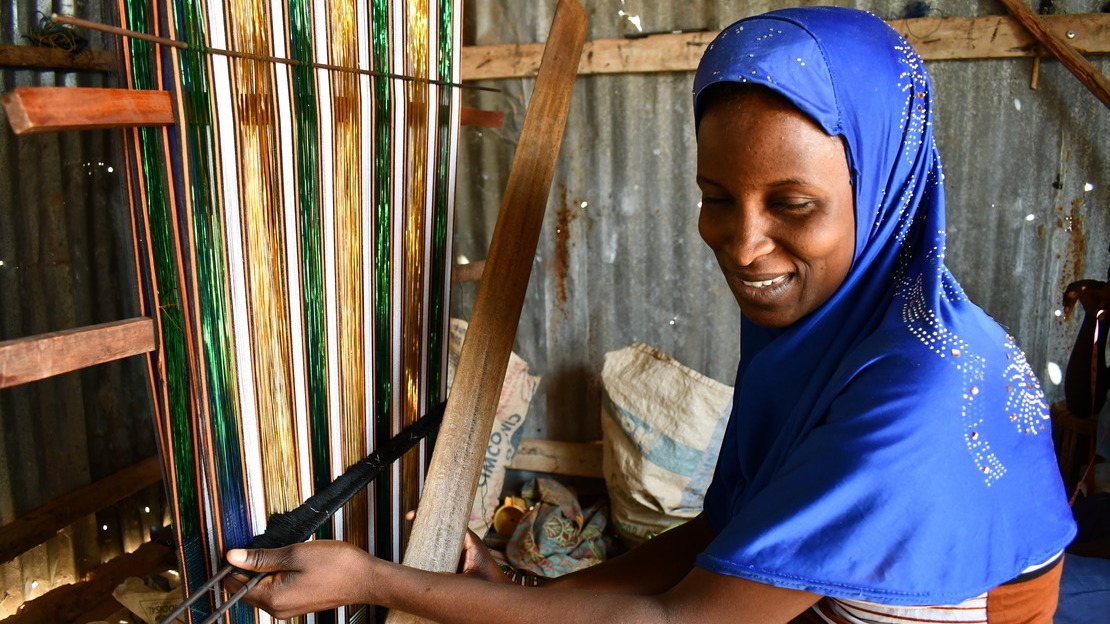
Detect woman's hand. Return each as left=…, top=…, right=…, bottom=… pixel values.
left=457, top=528, right=510, bottom=583
left=225, top=541, right=375, bottom=619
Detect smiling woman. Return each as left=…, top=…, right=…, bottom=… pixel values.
left=225, top=7, right=1077, bottom=624
left=695, top=85, right=855, bottom=328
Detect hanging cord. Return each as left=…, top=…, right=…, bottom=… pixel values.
left=156, top=401, right=447, bottom=624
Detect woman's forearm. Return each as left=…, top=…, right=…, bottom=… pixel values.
left=370, top=559, right=669, bottom=624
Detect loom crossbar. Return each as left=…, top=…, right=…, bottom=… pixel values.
left=1, top=87, right=174, bottom=134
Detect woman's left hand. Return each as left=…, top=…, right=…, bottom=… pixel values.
left=225, top=541, right=375, bottom=619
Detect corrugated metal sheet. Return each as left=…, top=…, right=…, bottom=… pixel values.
left=0, top=0, right=162, bottom=615
left=450, top=0, right=1110, bottom=447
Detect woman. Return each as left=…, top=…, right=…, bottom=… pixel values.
left=227, top=7, right=1076, bottom=622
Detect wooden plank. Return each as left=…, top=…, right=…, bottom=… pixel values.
left=0, top=44, right=114, bottom=72
left=509, top=439, right=603, bottom=478
left=4, top=539, right=175, bottom=624
left=451, top=260, right=485, bottom=284
left=390, top=2, right=586, bottom=619
left=1, top=87, right=173, bottom=135
left=889, top=13, right=1110, bottom=60
left=0, top=456, right=163, bottom=564
left=0, top=317, right=155, bottom=389
left=460, top=13, right=1110, bottom=81
left=460, top=106, right=505, bottom=128
left=996, top=0, right=1110, bottom=108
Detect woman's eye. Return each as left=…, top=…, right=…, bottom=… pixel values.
left=772, top=200, right=815, bottom=211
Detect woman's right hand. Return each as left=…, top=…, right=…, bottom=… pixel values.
left=225, top=541, right=376, bottom=619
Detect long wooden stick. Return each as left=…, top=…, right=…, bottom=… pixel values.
left=997, top=0, right=1110, bottom=109
left=0, top=317, right=155, bottom=388
left=387, top=1, right=586, bottom=620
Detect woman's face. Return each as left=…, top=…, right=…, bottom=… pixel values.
left=697, top=87, right=856, bottom=329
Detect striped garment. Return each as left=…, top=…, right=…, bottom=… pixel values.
left=804, top=554, right=1064, bottom=624
left=814, top=595, right=991, bottom=624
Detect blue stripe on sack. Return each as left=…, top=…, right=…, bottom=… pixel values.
left=603, top=394, right=706, bottom=477
left=677, top=398, right=731, bottom=510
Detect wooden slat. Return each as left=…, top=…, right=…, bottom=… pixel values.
left=451, top=260, right=485, bottom=284
left=0, top=456, right=163, bottom=564
left=4, top=539, right=175, bottom=624
left=509, top=439, right=603, bottom=478
left=997, top=0, right=1110, bottom=109
left=460, top=106, right=505, bottom=128
left=390, top=3, right=586, bottom=619
left=461, top=13, right=1110, bottom=81
left=1, top=87, right=173, bottom=135
left=0, top=317, right=155, bottom=389
left=0, top=44, right=114, bottom=72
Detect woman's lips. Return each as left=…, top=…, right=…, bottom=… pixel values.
left=740, top=275, right=787, bottom=289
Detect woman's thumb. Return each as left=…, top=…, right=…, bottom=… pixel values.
left=227, top=547, right=283, bottom=572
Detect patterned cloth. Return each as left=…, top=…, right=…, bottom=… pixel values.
left=692, top=7, right=1076, bottom=606
left=505, top=478, right=607, bottom=577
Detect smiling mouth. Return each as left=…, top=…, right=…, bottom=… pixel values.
left=741, top=275, right=787, bottom=289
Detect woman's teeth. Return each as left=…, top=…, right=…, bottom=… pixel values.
left=742, top=276, right=785, bottom=289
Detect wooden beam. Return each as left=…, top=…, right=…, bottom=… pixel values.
left=1, top=87, right=173, bottom=135
left=509, top=439, right=603, bottom=479
left=0, top=44, right=114, bottom=72
left=996, top=0, right=1110, bottom=109
left=0, top=317, right=155, bottom=389
left=0, top=456, right=163, bottom=564
left=390, top=2, right=586, bottom=619
left=460, top=107, right=505, bottom=128
left=460, top=13, right=1110, bottom=81
left=5, top=540, right=175, bottom=624
left=451, top=260, right=485, bottom=284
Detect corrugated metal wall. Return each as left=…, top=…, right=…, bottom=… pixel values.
left=0, top=0, right=163, bottom=615
left=451, top=0, right=1110, bottom=446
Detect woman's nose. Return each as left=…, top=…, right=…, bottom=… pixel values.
left=728, top=210, right=775, bottom=267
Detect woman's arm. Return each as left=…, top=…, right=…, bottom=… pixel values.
left=226, top=533, right=820, bottom=624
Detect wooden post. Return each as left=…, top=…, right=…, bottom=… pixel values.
left=387, top=1, right=586, bottom=621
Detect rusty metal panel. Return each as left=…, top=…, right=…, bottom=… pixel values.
left=0, top=0, right=162, bottom=615
left=451, top=0, right=1110, bottom=450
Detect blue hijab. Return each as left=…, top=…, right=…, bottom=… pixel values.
left=693, top=7, right=1075, bottom=605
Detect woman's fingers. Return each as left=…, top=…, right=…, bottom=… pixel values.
left=221, top=541, right=375, bottom=618
left=459, top=529, right=510, bottom=582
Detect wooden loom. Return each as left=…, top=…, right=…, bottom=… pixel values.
left=1, top=1, right=582, bottom=622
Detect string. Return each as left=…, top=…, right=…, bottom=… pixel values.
left=287, top=0, right=332, bottom=543
left=169, top=0, right=254, bottom=588
left=52, top=12, right=498, bottom=93
left=117, top=1, right=461, bottom=620
left=118, top=0, right=212, bottom=615
left=330, top=0, right=370, bottom=557
left=400, top=0, right=431, bottom=554
left=371, top=0, right=396, bottom=563
left=425, top=0, right=458, bottom=449
left=226, top=0, right=302, bottom=527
